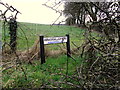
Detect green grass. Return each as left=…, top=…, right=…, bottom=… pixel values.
left=2, top=22, right=85, bottom=50
left=2, top=55, right=84, bottom=88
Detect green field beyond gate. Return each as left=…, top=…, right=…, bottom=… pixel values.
left=16, top=23, right=85, bottom=50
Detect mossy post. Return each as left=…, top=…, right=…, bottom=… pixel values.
left=9, top=18, right=17, bottom=53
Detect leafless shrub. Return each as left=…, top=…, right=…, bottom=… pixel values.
left=42, top=1, right=120, bottom=89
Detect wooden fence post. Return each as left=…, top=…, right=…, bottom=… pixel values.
left=66, top=34, right=71, bottom=57
left=40, top=36, right=45, bottom=64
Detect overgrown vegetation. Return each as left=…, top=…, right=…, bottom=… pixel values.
left=1, top=1, right=120, bottom=89
left=2, top=55, right=83, bottom=88
left=41, top=1, right=120, bottom=89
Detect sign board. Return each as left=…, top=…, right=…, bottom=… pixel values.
left=40, top=34, right=71, bottom=64
left=44, top=36, right=67, bottom=44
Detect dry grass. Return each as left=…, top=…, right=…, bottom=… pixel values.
left=2, top=38, right=82, bottom=63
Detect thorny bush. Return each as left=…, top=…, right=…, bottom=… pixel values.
left=43, top=23, right=120, bottom=89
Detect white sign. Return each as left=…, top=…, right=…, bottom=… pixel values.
left=44, top=36, right=67, bottom=44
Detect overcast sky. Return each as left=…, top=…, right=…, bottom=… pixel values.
left=1, top=0, right=65, bottom=24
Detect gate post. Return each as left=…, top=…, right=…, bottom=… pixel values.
left=40, top=36, right=45, bottom=64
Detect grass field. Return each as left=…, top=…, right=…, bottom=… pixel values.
left=2, top=22, right=87, bottom=88
left=3, top=22, right=86, bottom=50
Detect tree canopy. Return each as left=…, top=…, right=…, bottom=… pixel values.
left=63, top=2, right=120, bottom=27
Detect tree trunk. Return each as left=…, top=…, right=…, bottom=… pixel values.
left=84, top=3, right=97, bottom=22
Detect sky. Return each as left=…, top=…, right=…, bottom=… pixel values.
left=1, top=0, right=65, bottom=24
